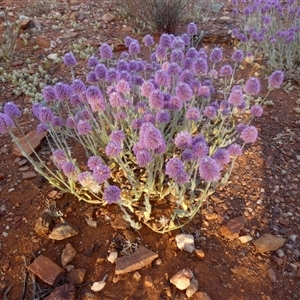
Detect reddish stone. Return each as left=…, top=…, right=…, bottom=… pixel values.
left=28, top=255, right=65, bottom=286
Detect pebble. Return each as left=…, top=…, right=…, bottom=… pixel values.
left=133, top=271, right=141, bottom=281
left=107, top=252, right=118, bottom=264
left=175, top=234, right=195, bottom=253
left=238, top=235, right=253, bottom=244
left=170, top=268, right=193, bottom=290
left=144, top=275, right=154, bottom=288
left=267, top=268, right=277, bottom=283
left=194, top=249, right=205, bottom=259
left=276, top=249, right=285, bottom=258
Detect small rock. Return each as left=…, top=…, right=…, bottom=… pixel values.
left=133, top=271, right=141, bottom=281
left=111, top=214, right=129, bottom=230
left=101, top=13, right=114, bottom=22
left=91, top=279, right=107, bottom=292
left=276, top=249, right=285, bottom=258
left=175, top=234, right=195, bottom=253
left=83, top=246, right=94, bottom=257
left=44, top=283, right=76, bottom=300
left=20, top=17, right=34, bottom=29
left=13, top=130, right=46, bottom=157
left=238, top=235, right=253, bottom=244
left=279, top=217, right=289, bottom=227
left=34, top=212, right=55, bottom=238
left=115, top=246, right=158, bottom=275
left=296, top=268, right=300, bottom=278
left=85, top=217, right=97, bottom=228
left=83, top=292, right=99, bottom=300
left=267, top=268, right=276, bottom=283
left=61, top=243, right=77, bottom=267
left=2, top=262, right=10, bottom=272
left=2, top=232, right=8, bottom=237
left=289, top=263, right=297, bottom=272
left=48, top=53, right=59, bottom=60
left=144, top=275, right=154, bottom=288
left=107, top=252, right=118, bottom=264
left=48, top=190, right=58, bottom=198
left=193, top=292, right=212, bottom=300
left=66, top=268, right=86, bottom=285
left=220, top=216, right=245, bottom=239
left=28, top=255, right=65, bottom=286
left=253, top=234, right=286, bottom=253
left=48, top=223, right=79, bottom=240
left=186, top=278, right=198, bottom=298
left=65, top=265, right=74, bottom=272
left=170, top=268, right=193, bottom=290
left=0, top=173, right=5, bottom=181
left=121, top=25, right=132, bottom=33
left=155, top=258, right=162, bottom=266
left=22, top=171, right=37, bottom=180
left=205, top=212, right=218, bottom=220
left=194, top=249, right=205, bottom=259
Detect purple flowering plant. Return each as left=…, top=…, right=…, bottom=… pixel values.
left=231, top=0, right=300, bottom=76
left=0, top=23, right=285, bottom=233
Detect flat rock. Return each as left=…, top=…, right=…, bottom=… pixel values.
left=253, top=234, right=286, bottom=253
left=238, top=235, right=253, bottom=244
left=13, top=130, right=47, bottom=157
left=49, top=223, right=79, bottom=240
left=66, top=268, right=86, bottom=285
left=115, top=246, right=158, bottom=275
left=22, top=171, right=37, bottom=180
left=175, top=234, right=195, bottom=253
left=101, top=12, right=114, bottom=22
left=170, top=268, right=193, bottom=290
left=186, top=278, right=198, bottom=298
left=61, top=243, right=77, bottom=267
left=44, top=283, right=76, bottom=300
left=28, top=255, right=65, bottom=286
left=193, top=292, right=212, bottom=300
left=220, top=216, right=245, bottom=239
left=267, top=268, right=277, bottom=283
left=34, top=212, right=55, bottom=238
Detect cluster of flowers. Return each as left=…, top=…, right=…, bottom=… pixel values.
left=231, top=0, right=300, bottom=73
left=0, top=22, right=284, bottom=232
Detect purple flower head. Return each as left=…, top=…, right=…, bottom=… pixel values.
left=231, top=28, right=239, bottom=38
left=110, top=130, right=125, bottom=143
left=142, top=112, right=155, bottom=124
left=231, top=49, right=244, bottom=62
left=175, top=131, right=193, bottom=149
left=143, top=34, right=154, bottom=47
left=156, top=45, right=168, bottom=61
left=0, top=113, right=14, bottom=134
left=52, top=149, right=67, bottom=169
left=165, top=158, right=189, bottom=184
left=141, top=81, right=155, bottom=97
left=176, top=82, right=193, bottom=102
left=172, top=37, right=185, bottom=49
left=93, top=164, right=110, bottom=184
left=198, top=48, right=207, bottom=59
left=149, top=89, right=165, bottom=109
left=119, top=70, right=131, bottom=82
left=104, top=185, right=121, bottom=204
left=38, top=107, right=54, bottom=123
left=170, top=49, right=184, bottom=63
left=120, top=51, right=129, bottom=60
left=213, top=148, right=230, bottom=165
left=236, top=123, right=246, bottom=133
left=159, top=33, right=172, bottom=48
left=227, top=143, right=242, bottom=157
left=228, top=86, right=244, bottom=106
left=87, top=71, right=98, bottom=83
left=186, top=107, right=200, bottom=121
left=77, top=120, right=92, bottom=135
left=199, top=156, right=222, bottom=182
left=78, top=171, right=98, bottom=191
left=192, top=142, right=208, bottom=159
left=42, top=86, right=56, bottom=102
left=179, top=69, right=194, bottom=85
left=193, top=57, right=208, bottom=76
left=109, top=91, right=125, bottom=108
left=99, top=43, right=113, bottom=59
left=128, top=60, right=138, bottom=72
left=62, top=162, right=78, bottom=179
left=136, top=149, right=153, bottom=167
left=95, top=63, right=107, bottom=80
left=66, top=116, right=76, bottom=129
left=63, top=51, right=76, bottom=67
left=250, top=104, right=263, bottom=117
left=105, top=141, right=122, bottom=157
left=182, top=149, right=194, bottom=161
left=183, top=58, right=193, bottom=70
left=167, top=62, right=181, bottom=76
left=155, top=70, right=171, bottom=87
left=32, top=103, right=43, bottom=118
left=71, top=79, right=86, bottom=94
left=86, top=86, right=105, bottom=112
left=186, top=47, right=198, bottom=59
left=156, top=110, right=170, bottom=123
left=131, top=118, right=143, bottom=130
left=51, top=116, right=64, bottom=127
left=237, top=100, right=246, bottom=112
left=4, top=102, right=21, bottom=119
left=117, top=59, right=128, bottom=72
left=203, top=105, right=217, bottom=119
left=187, top=22, right=197, bottom=36
left=116, top=79, right=130, bottom=94
left=54, top=82, right=72, bottom=101
left=129, top=41, right=140, bottom=55
left=36, top=123, right=49, bottom=134
left=219, top=64, right=233, bottom=77
left=87, top=56, right=99, bottom=68
left=139, top=122, right=165, bottom=151
left=88, top=156, right=103, bottom=170
left=268, top=70, right=284, bottom=88
left=210, top=101, right=220, bottom=110
left=124, top=36, right=134, bottom=47
left=244, top=77, right=260, bottom=95
left=169, top=96, right=183, bottom=110
left=241, top=125, right=258, bottom=143
left=106, top=68, right=120, bottom=83
left=209, top=47, right=223, bottom=63
left=197, top=85, right=211, bottom=98
left=181, top=33, right=190, bottom=45
left=192, top=134, right=206, bottom=145
left=75, top=109, right=90, bottom=122
left=220, top=99, right=230, bottom=110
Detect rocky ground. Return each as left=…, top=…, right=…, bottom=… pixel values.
left=0, top=0, right=300, bottom=299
